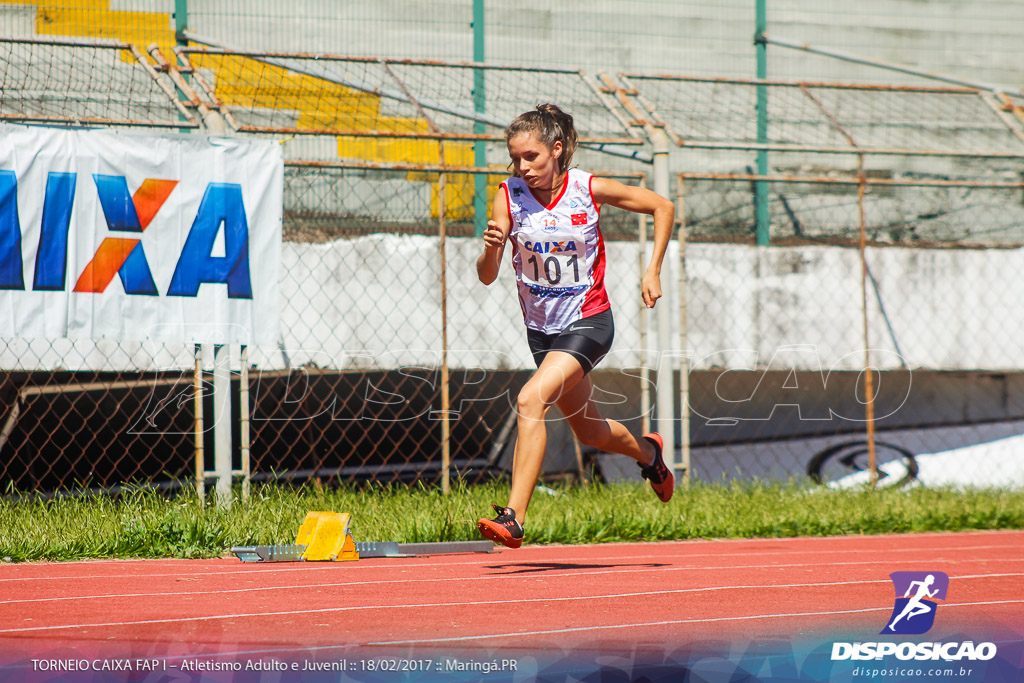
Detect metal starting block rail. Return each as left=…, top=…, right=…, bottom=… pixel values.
left=229, top=511, right=494, bottom=562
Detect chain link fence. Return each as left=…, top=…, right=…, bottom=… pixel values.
left=4, top=14, right=1024, bottom=493
left=0, top=160, right=651, bottom=493
left=0, top=36, right=195, bottom=128
left=0, top=37, right=653, bottom=494
left=3, top=1, right=1024, bottom=82
left=239, top=162, right=649, bottom=490
left=642, top=70, right=1024, bottom=489
left=678, top=173, right=1024, bottom=487
left=183, top=1, right=1024, bottom=85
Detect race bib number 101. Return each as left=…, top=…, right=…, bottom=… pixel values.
left=521, top=236, right=583, bottom=290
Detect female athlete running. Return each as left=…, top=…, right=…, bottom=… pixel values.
left=476, top=103, right=675, bottom=548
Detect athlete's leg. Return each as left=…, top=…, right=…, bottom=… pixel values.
left=889, top=610, right=908, bottom=629
left=906, top=603, right=932, bottom=619
left=556, top=365, right=673, bottom=502
left=506, top=350, right=586, bottom=524
left=890, top=603, right=918, bottom=629
left=556, top=375, right=655, bottom=465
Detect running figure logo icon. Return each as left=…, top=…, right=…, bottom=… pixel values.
left=881, top=571, right=949, bottom=635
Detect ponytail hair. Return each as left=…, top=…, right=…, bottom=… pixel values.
left=505, top=103, right=578, bottom=175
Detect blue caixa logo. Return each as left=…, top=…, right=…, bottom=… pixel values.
left=0, top=171, right=252, bottom=298
left=881, top=571, right=949, bottom=635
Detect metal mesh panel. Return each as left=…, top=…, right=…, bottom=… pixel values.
left=678, top=172, right=1024, bottom=487
left=0, top=161, right=650, bottom=492
left=683, top=175, right=1024, bottom=246
left=0, top=35, right=653, bottom=493
left=0, top=37, right=195, bottom=128
left=178, top=48, right=639, bottom=145
left=242, top=164, right=649, bottom=487
left=3, top=19, right=1024, bottom=492
left=4, top=1, right=1024, bottom=85
left=0, top=340, right=198, bottom=492
left=623, top=74, right=1024, bottom=158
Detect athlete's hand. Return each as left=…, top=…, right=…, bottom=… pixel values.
left=482, top=220, right=506, bottom=249
left=642, top=270, right=662, bottom=308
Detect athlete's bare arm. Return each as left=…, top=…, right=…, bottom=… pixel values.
left=477, top=185, right=511, bottom=285
left=905, top=580, right=931, bottom=598
left=590, top=177, right=675, bottom=308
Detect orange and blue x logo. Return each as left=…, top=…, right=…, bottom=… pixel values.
left=73, top=175, right=178, bottom=294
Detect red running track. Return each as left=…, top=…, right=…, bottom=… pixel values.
left=0, top=530, right=1022, bottom=673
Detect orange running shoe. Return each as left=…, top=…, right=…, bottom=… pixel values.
left=639, top=432, right=674, bottom=502
left=477, top=504, right=524, bottom=549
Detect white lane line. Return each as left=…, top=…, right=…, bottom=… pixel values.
left=1, top=541, right=1020, bottom=584
left=2, top=566, right=1021, bottom=609
left=3, top=528, right=1019, bottom=572
left=2, top=575, right=1021, bottom=636
left=367, top=599, right=1024, bottom=646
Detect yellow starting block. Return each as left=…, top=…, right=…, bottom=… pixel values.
left=295, top=511, right=360, bottom=561
left=229, top=511, right=495, bottom=563
left=229, top=510, right=359, bottom=563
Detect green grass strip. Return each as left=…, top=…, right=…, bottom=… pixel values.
left=1, top=481, right=1023, bottom=563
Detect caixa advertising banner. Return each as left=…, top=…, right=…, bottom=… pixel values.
left=0, top=123, right=281, bottom=345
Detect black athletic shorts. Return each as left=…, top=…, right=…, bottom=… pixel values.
left=526, top=308, right=615, bottom=375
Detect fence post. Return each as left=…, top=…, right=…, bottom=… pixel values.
left=440, top=169, right=451, bottom=494
left=193, top=343, right=204, bottom=502
left=651, top=129, right=676, bottom=476
left=754, top=0, right=771, bottom=245
left=856, top=159, right=878, bottom=486
left=240, top=345, right=250, bottom=501
left=472, top=0, right=488, bottom=237
left=213, top=343, right=232, bottom=508
left=677, top=176, right=691, bottom=487
left=639, top=178, right=650, bottom=436
left=174, top=0, right=188, bottom=46
left=173, top=0, right=192, bottom=135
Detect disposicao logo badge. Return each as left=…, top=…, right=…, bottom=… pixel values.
left=881, top=571, right=949, bottom=635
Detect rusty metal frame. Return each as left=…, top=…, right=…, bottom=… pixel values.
left=0, top=37, right=198, bottom=128
left=622, top=72, right=987, bottom=93
left=597, top=72, right=651, bottom=129
left=621, top=72, right=1024, bottom=159
left=581, top=71, right=645, bottom=141
left=167, top=48, right=243, bottom=131
left=146, top=45, right=229, bottom=132
left=616, top=73, right=681, bottom=146
left=677, top=172, right=1024, bottom=190
left=678, top=168, right=1024, bottom=486
left=174, top=34, right=649, bottom=160
left=285, top=159, right=645, bottom=181
left=179, top=43, right=590, bottom=76
left=173, top=47, right=637, bottom=144
left=0, top=376, right=195, bottom=461
left=979, top=91, right=1024, bottom=146
left=762, top=34, right=1024, bottom=100
left=378, top=59, right=454, bottom=493
left=799, top=84, right=859, bottom=149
